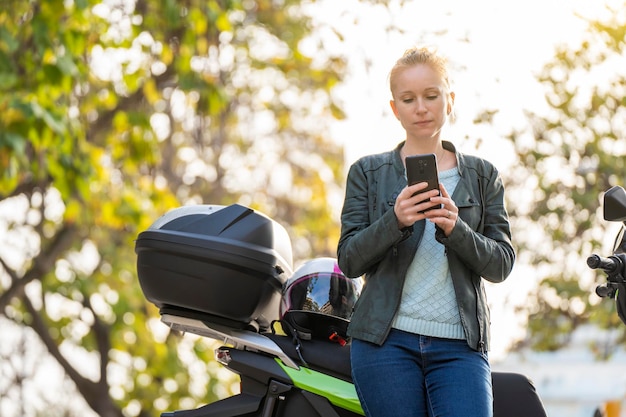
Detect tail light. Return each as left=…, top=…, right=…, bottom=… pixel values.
left=215, top=347, right=232, bottom=366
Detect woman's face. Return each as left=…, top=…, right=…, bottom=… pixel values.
left=389, top=64, right=454, bottom=142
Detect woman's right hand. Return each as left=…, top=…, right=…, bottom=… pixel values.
left=394, top=182, right=441, bottom=228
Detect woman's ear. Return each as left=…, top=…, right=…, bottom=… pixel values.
left=447, top=92, right=456, bottom=115
left=390, top=100, right=400, bottom=119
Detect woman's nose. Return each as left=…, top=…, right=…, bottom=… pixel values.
left=415, top=99, right=427, bottom=113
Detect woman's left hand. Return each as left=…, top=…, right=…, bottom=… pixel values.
left=426, top=183, right=458, bottom=236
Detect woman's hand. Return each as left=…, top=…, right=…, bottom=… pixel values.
left=426, top=183, right=458, bottom=236
left=394, top=182, right=441, bottom=228
left=394, top=182, right=458, bottom=236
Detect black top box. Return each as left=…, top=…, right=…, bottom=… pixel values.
left=135, top=204, right=293, bottom=331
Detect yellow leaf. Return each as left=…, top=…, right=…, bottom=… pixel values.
left=142, top=79, right=160, bottom=105
left=4, top=107, right=24, bottom=125
left=216, top=13, right=231, bottom=32
left=42, top=48, right=56, bottom=64
left=64, top=200, right=82, bottom=223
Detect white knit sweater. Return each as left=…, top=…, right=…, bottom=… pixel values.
left=392, top=167, right=465, bottom=340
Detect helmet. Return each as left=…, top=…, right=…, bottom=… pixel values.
left=281, top=257, right=361, bottom=319
left=280, top=257, right=362, bottom=344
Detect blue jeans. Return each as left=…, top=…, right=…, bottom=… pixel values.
left=351, top=329, right=492, bottom=417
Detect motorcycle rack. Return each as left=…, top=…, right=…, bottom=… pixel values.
left=161, top=314, right=300, bottom=370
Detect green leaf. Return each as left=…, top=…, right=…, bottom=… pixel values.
left=0, top=72, right=17, bottom=89
left=30, top=101, right=67, bottom=134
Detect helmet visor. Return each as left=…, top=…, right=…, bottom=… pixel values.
left=284, top=272, right=361, bottom=319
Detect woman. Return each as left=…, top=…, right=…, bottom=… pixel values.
left=337, top=46, right=515, bottom=417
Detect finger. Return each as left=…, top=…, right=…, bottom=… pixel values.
left=407, top=182, right=430, bottom=196
left=439, top=183, right=450, bottom=198
left=407, top=188, right=440, bottom=205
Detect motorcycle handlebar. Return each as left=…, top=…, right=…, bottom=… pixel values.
left=587, top=254, right=621, bottom=273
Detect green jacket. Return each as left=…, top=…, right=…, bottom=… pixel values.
left=337, top=141, right=515, bottom=352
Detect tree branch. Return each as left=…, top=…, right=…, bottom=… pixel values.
left=83, top=296, right=111, bottom=387
left=22, top=295, right=125, bottom=417
left=0, top=224, right=79, bottom=314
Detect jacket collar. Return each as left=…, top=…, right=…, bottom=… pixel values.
left=395, top=140, right=464, bottom=177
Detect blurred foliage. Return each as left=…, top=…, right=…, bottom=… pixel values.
left=0, top=0, right=396, bottom=416
left=502, top=2, right=626, bottom=356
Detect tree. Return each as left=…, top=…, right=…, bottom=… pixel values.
left=0, top=0, right=360, bottom=415
left=501, top=2, right=626, bottom=355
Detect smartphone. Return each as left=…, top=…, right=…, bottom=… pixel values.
left=405, top=153, right=441, bottom=212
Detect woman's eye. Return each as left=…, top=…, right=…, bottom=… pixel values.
left=426, top=95, right=438, bottom=100
left=402, top=98, right=414, bottom=103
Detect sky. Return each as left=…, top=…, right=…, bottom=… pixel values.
left=320, top=0, right=618, bottom=167
left=311, top=0, right=622, bottom=359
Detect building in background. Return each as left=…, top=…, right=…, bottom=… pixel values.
left=492, top=325, right=626, bottom=417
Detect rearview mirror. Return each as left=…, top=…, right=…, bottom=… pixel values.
left=603, top=186, right=626, bottom=222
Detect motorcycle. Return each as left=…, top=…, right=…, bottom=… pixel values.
left=587, top=185, right=626, bottom=326
left=135, top=203, right=547, bottom=417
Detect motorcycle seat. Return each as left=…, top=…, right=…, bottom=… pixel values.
left=266, top=333, right=353, bottom=381
left=265, top=333, right=547, bottom=417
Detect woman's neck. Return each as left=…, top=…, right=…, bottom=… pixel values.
left=401, top=140, right=455, bottom=171
left=401, top=140, right=444, bottom=158
left=402, top=137, right=443, bottom=155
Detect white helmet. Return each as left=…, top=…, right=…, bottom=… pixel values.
left=280, top=257, right=362, bottom=344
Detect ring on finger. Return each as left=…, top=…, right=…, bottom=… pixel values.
left=447, top=210, right=451, bottom=218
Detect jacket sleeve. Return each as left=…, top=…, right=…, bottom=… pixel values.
left=337, top=161, right=409, bottom=278
left=436, top=166, right=515, bottom=283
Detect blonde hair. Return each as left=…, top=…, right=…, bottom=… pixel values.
left=389, top=46, right=455, bottom=122
left=389, top=46, right=451, bottom=94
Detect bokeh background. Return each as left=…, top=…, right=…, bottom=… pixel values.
left=1, top=0, right=625, bottom=416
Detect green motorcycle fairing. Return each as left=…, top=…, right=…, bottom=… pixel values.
left=276, top=359, right=365, bottom=415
